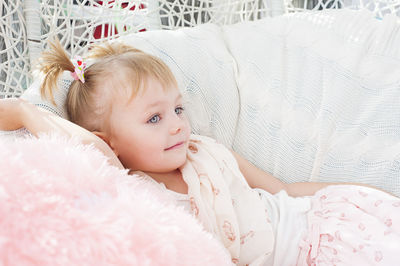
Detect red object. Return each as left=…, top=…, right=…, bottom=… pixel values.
left=93, top=1, right=147, bottom=39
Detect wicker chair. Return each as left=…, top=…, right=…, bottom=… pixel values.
left=1, top=0, right=399, bottom=99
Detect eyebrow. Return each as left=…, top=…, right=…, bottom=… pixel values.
left=145, top=94, right=182, bottom=109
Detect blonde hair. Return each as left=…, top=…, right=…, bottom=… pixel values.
left=39, top=39, right=177, bottom=132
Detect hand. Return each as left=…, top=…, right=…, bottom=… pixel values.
left=0, top=98, right=25, bottom=131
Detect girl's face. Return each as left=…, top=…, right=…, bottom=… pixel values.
left=107, top=77, right=191, bottom=173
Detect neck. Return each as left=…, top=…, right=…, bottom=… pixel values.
left=147, top=168, right=180, bottom=180
left=146, top=169, right=188, bottom=194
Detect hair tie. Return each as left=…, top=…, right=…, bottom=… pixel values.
left=70, top=56, right=86, bottom=83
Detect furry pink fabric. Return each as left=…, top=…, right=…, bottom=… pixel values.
left=0, top=135, right=231, bottom=266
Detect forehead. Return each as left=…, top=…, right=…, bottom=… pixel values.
left=114, top=76, right=181, bottom=109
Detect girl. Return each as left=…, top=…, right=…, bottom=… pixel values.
left=0, top=40, right=399, bottom=266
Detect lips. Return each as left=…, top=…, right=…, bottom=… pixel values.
left=165, top=141, right=184, bottom=151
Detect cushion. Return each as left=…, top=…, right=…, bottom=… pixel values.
left=223, top=9, right=400, bottom=196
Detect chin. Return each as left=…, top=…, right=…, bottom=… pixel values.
left=172, top=159, right=187, bottom=170
left=166, top=155, right=187, bottom=171
left=146, top=158, right=186, bottom=173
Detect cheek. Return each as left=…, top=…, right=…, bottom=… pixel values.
left=112, top=129, right=150, bottom=157
left=132, top=131, right=165, bottom=155
left=120, top=140, right=163, bottom=170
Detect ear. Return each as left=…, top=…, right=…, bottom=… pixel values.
left=92, top=131, right=119, bottom=156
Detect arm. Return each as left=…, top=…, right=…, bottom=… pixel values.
left=231, top=150, right=378, bottom=197
left=0, top=98, right=123, bottom=169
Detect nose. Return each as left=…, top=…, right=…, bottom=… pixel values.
left=169, top=115, right=184, bottom=135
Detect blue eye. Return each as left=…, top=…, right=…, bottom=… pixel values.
left=175, top=106, right=184, bottom=115
left=148, top=114, right=160, bottom=123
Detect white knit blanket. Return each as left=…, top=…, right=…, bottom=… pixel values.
left=223, top=9, right=400, bottom=196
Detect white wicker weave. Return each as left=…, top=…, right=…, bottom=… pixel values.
left=0, top=0, right=399, bottom=98
left=0, top=0, right=30, bottom=98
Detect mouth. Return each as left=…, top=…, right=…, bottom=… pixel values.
left=165, top=141, right=185, bottom=151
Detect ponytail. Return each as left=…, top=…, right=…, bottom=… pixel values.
left=38, top=39, right=75, bottom=105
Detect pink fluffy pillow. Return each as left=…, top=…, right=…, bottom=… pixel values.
left=0, top=135, right=231, bottom=265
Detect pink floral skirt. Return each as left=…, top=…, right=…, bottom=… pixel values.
left=297, top=185, right=400, bottom=266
